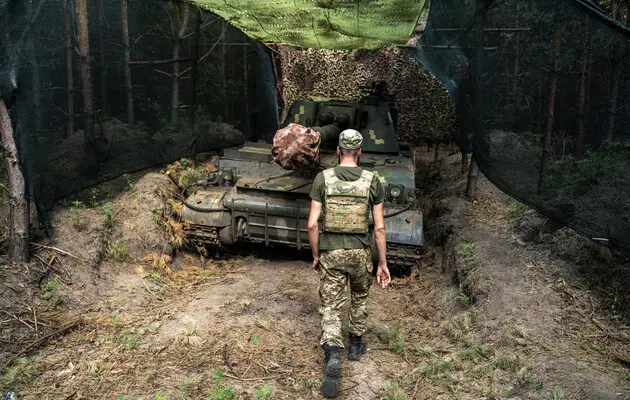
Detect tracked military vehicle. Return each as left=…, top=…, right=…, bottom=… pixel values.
left=180, top=88, right=424, bottom=272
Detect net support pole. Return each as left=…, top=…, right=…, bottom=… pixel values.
left=0, top=98, right=30, bottom=263
left=466, top=0, right=490, bottom=199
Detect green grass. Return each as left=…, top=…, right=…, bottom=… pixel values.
left=116, top=332, right=141, bottom=350
left=42, top=278, right=64, bottom=307
left=507, top=201, right=528, bottom=219
left=456, top=344, right=489, bottom=360
left=108, top=240, right=129, bottom=262
left=383, top=382, right=409, bottom=400
left=456, top=242, right=475, bottom=257
left=376, top=324, right=405, bottom=354
left=207, top=369, right=237, bottom=400
left=0, top=357, right=37, bottom=387
left=102, top=203, right=114, bottom=229
left=254, top=383, right=273, bottom=399
left=545, top=388, right=565, bottom=400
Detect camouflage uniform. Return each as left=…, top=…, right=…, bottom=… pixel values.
left=319, top=248, right=373, bottom=347
left=310, top=129, right=384, bottom=349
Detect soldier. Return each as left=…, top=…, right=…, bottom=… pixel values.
left=307, top=129, right=391, bottom=398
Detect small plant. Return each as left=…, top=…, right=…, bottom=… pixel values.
left=176, top=374, right=202, bottom=399
left=456, top=344, right=488, bottom=360
left=116, top=332, right=140, bottom=350
left=42, top=278, right=64, bottom=307
left=154, top=395, right=167, bottom=400
left=179, top=157, right=192, bottom=169
left=293, top=378, right=316, bottom=392
left=376, top=324, right=405, bottom=354
left=146, top=273, right=164, bottom=284
left=108, top=240, right=129, bottom=262
left=207, top=369, right=236, bottom=400
left=620, top=372, right=630, bottom=382
left=254, top=383, right=273, bottom=399
left=102, top=203, right=114, bottom=229
left=456, top=293, right=470, bottom=306
left=116, top=396, right=136, bottom=400
left=507, top=201, right=528, bottom=219
left=383, top=382, right=409, bottom=400
left=89, top=188, right=102, bottom=207
left=124, top=174, right=135, bottom=191
left=71, top=199, right=84, bottom=208
left=456, top=242, right=475, bottom=257
left=545, top=388, right=565, bottom=400
left=250, top=335, right=260, bottom=346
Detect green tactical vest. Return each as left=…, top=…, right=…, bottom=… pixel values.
left=322, top=168, right=374, bottom=234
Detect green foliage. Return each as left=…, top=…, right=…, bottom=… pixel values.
left=108, top=240, right=129, bottom=262
left=0, top=357, right=37, bottom=387
left=456, top=344, right=488, bottom=360
left=254, top=383, right=273, bottom=399
left=383, top=382, right=409, bottom=400
left=116, top=332, right=141, bottom=350
left=42, top=278, right=64, bottom=307
left=124, top=174, right=135, bottom=191
left=102, top=203, right=114, bottom=229
left=116, top=397, right=136, bottom=400
left=545, top=388, right=565, bottom=400
left=456, top=293, right=470, bottom=306
left=250, top=335, right=260, bottom=346
left=376, top=324, right=405, bottom=354
left=207, top=369, right=237, bottom=400
left=146, top=273, right=164, bottom=284
left=543, top=149, right=628, bottom=196
left=179, top=158, right=192, bottom=169
left=176, top=374, right=202, bottom=399
left=456, top=242, right=475, bottom=257
left=507, top=201, right=528, bottom=219
left=154, top=395, right=167, bottom=400
left=71, top=199, right=85, bottom=208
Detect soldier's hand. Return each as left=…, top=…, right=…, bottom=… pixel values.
left=312, top=257, right=320, bottom=275
left=376, top=262, right=391, bottom=289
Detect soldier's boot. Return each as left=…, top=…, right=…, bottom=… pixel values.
left=347, top=334, right=366, bottom=361
left=321, top=345, right=341, bottom=398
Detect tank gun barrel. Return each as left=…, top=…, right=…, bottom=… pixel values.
left=313, top=124, right=342, bottom=146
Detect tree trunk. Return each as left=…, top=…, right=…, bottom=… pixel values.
left=605, top=0, right=622, bottom=142
left=243, top=36, right=251, bottom=138
left=465, top=157, right=479, bottom=199
left=121, top=0, right=134, bottom=125
left=221, top=20, right=228, bottom=122
left=538, top=29, right=561, bottom=194
left=171, top=4, right=190, bottom=123
left=576, top=21, right=591, bottom=153
left=74, top=0, right=94, bottom=146
left=64, top=0, right=74, bottom=137
left=466, top=0, right=489, bottom=199
left=0, top=98, right=30, bottom=263
left=187, top=7, right=201, bottom=155
left=98, top=0, right=108, bottom=114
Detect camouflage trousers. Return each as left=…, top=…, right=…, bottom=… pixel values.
left=318, top=248, right=373, bottom=348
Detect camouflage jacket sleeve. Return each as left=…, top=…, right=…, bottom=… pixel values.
left=310, top=172, right=325, bottom=203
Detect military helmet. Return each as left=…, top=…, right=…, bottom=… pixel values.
left=338, top=129, right=363, bottom=150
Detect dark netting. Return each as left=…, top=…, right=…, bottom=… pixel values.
left=419, top=0, right=630, bottom=257
left=0, top=0, right=279, bottom=230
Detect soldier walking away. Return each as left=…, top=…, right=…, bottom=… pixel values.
left=307, top=129, right=391, bottom=398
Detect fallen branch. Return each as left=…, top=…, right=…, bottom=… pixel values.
left=0, top=318, right=82, bottom=374
left=31, top=242, right=84, bottom=261
left=142, top=279, right=164, bottom=302
left=410, top=375, right=426, bottom=400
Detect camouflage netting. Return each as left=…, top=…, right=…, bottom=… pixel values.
left=273, top=45, right=455, bottom=145
left=188, top=0, right=426, bottom=50
left=420, top=0, right=630, bottom=257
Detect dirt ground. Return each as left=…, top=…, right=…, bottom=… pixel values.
left=1, top=150, right=629, bottom=400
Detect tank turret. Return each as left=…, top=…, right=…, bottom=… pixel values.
left=178, top=86, right=424, bottom=274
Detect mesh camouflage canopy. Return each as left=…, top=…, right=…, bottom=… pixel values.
left=419, top=0, right=630, bottom=257
left=188, top=0, right=426, bottom=50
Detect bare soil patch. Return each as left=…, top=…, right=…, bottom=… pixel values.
left=1, top=151, right=629, bottom=400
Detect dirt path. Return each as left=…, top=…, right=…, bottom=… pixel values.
left=1, top=152, right=629, bottom=400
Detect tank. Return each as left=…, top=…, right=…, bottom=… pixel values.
left=180, top=85, right=425, bottom=273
